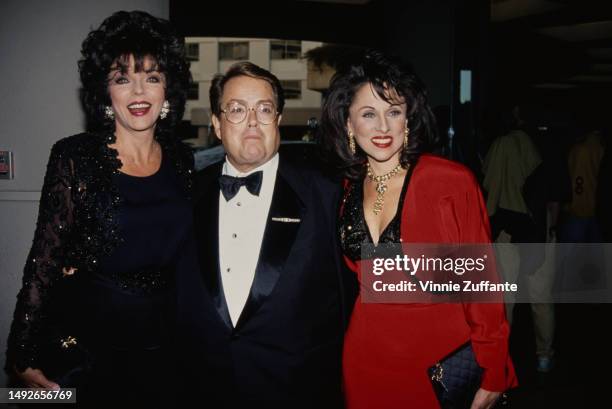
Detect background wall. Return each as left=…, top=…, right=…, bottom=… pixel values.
left=0, top=0, right=168, bottom=386
left=384, top=0, right=453, bottom=110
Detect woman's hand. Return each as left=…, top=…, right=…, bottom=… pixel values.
left=16, top=367, right=60, bottom=390
left=470, top=388, right=501, bottom=409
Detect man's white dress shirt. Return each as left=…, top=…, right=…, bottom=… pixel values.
left=218, top=154, right=279, bottom=326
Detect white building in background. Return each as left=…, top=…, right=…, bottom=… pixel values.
left=184, top=37, right=323, bottom=145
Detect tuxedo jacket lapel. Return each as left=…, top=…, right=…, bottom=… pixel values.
left=235, top=163, right=304, bottom=331
left=194, top=162, right=233, bottom=330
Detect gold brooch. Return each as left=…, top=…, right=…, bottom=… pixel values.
left=60, top=336, right=77, bottom=349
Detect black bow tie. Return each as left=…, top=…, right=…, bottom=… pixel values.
left=218, top=171, right=263, bottom=201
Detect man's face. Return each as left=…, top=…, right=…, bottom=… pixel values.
left=212, top=75, right=282, bottom=173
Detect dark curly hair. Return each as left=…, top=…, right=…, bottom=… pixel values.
left=78, top=10, right=191, bottom=136
left=210, top=61, right=285, bottom=117
left=319, top=49, right=439, bottom=180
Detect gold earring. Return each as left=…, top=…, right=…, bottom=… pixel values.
left=348, top=131, right=356, bottom=155
left=404, top=126, right=410, bottom=149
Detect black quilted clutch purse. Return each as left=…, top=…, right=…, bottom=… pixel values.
left=427, top=342, right=483, bottom=409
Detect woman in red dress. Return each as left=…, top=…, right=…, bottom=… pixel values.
left=320, top=50, right=517, bottom=409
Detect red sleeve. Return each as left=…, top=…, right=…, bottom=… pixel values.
left=458, top=170, right=518, bottom=391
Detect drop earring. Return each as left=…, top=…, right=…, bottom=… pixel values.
left=348, top=131, right=356, bottom=155
left=104, top=106, right=114, bottom=120
left=160, top=100, right=170, bottom=120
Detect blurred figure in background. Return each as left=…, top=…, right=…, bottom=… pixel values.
left=483, top=104, right=568, bottom=372
left=559, top=124, right=606, bottom=243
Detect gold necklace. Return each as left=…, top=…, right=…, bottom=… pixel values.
left=366, top=162, right=404, bottom=215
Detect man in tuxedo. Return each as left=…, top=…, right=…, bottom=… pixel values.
left=176, top=62, right=355, bottom=408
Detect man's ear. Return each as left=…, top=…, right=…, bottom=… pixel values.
left=211, top=114, right=222, bottom=141
left=276, top=113, right=282, bottom=126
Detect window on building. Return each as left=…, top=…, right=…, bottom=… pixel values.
left=186, top=43, right=199, bottom=61
left=281, top=80, right=301, bottom=100
left=188, top=82, right=199, bottom=100
left=270, top=40, right=302, bottom=59
left=218, top=42, right=249, bottom=60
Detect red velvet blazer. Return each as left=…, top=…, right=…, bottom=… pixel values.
left=342, top=154, right=517, bottom=409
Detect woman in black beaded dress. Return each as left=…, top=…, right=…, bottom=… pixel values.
left=5, top=11, right=193, bottom=403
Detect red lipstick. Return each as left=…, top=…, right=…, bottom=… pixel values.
left=371, top=135, right=393, bottom=148
left=127, top=101, right=152, bottom=116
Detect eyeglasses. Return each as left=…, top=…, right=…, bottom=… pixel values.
left=220, top=101, right=278, bottom=125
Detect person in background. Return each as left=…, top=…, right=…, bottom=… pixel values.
left=559, top=124, right=606, bottom=243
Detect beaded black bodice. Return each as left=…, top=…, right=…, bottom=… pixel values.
left=339, top=165, right=413, bottom=261
left=5, top=132, right=193, bottom=372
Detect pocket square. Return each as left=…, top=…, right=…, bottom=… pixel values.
left=271, top=217, right=301, bottom=223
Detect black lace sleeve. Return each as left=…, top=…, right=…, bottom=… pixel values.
left=5, top=141, right=76, bottom=373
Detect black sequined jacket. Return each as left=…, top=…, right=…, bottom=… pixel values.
left=5, top=132, right=193, bottom=373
